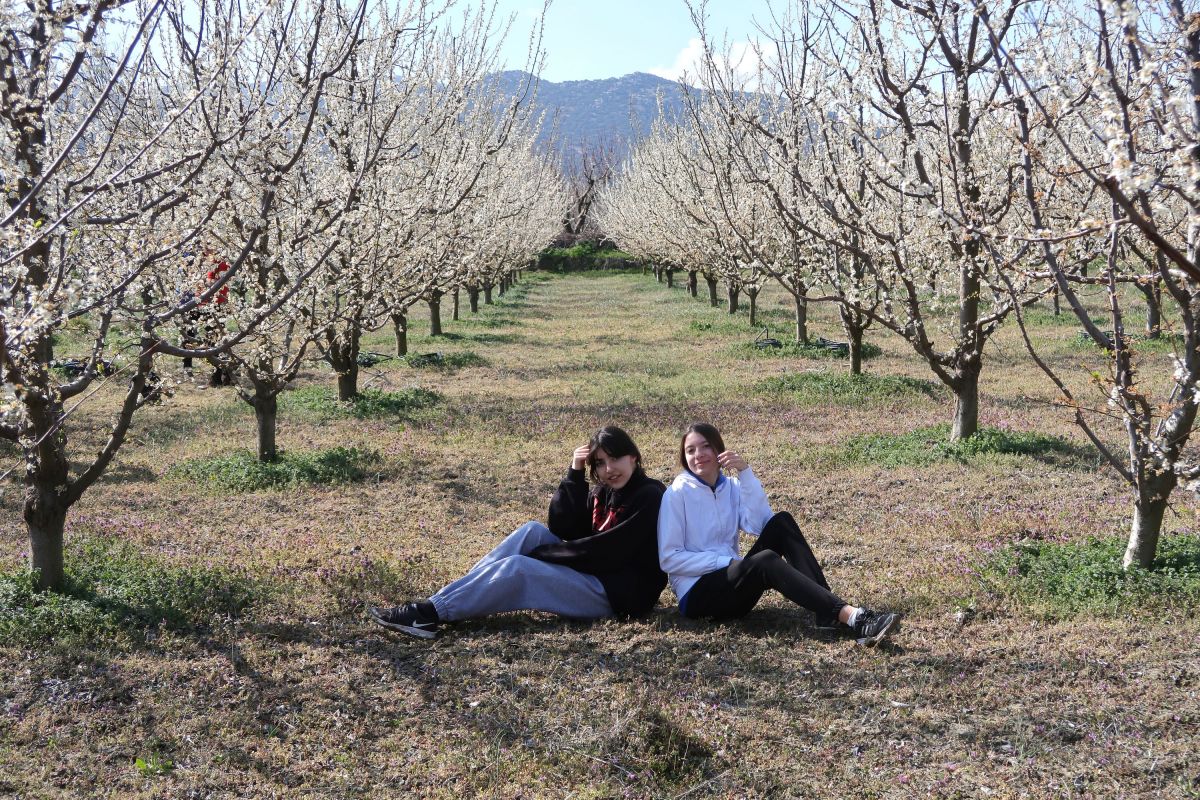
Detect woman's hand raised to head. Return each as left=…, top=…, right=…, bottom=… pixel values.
left=572, top=444, right=592, bottom=471
left=716, top=450, right=749, bottom=472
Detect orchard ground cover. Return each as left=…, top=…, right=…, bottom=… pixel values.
left=1, top=270, right=1198, bottom=798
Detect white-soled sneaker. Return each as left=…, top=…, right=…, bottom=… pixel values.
left=851, top=609, right=900, bottom=646
left=369, top=603, right=441, bottom=639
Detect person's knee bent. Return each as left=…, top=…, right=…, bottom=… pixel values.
left=770, top=511, right=797, bottom=527
left=513, top=520, right=549, bottom=538
left=743, top=549, right=784, bottom=577
left=761, top=511, right=799, bottom=539
left=508, top=520, right=553, bottom=550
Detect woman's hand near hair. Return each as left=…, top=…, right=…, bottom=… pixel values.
left=571, top=444, right=592, bottom=471
left=717, top=451, right=749, bottom=473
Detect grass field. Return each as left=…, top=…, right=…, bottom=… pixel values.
left=2, top=269, right=1199, bottom=798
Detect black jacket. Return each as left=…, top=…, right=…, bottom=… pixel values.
left=531, top=468, right=667, bottom=617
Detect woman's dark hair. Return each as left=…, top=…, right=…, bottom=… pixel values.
left=678, top=422, right=725, bottom=468
left=586, top=425, right=644, bottom=483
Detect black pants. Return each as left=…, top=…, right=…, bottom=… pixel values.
left=681, top=512, right=847, bottom=621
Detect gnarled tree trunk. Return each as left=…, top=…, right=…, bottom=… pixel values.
left=705, top=275, right=718, bottom=307
left=327, top=326, right=361, bottom=401
left=428, top=290, right=443, bottom=336
left=794, top=293, right=809, bottom=344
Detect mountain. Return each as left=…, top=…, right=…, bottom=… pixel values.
left=489, top=70, right=695, bottom=169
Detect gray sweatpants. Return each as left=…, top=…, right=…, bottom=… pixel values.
left=429, top=521, right=613, bottom=622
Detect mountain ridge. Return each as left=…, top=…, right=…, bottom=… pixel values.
left=489, top=70, right=696, bottom=167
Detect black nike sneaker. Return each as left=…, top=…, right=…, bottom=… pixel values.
left=369, top=602, right=441, bottom=639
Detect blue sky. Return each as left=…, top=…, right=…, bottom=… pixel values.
left=489, top=0, right=774, bottom=82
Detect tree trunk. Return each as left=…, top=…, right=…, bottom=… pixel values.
left=468, top=285, right=480, bottom=313
left=748, top=288, right=758, bottom=327
left=666, top=267, right=675, bottom=288
left=484, top=284, right=494, bottom=304
left=848, top=326, right=864, bottom=376
left=951, top=361, right=981, bottom=441
left=24, top=361, right=71, bottom=591
left=337, top=367, right=359, bottom=402
left=655, top=265, right=663, bottom=283
left=705, top=276, right=718, bottom=307
left=727, top=285, right=740, bottom=314
left=1052, top=286, right=1061, bottom=316
left=452, top=288, right=460, bottom=321
left=327, top=328, right=361, bottom=401
left=26, top=482, right=68, bottom=592
left=794, top=294, right=809, bottom=344
left=428, top=291, right=443, bottom=336
left=254, top=392, right=278, bottom=462
left=840, top=305, right=866, bottom=376
left=1138, top=280, right=1162, bottom=338
left=391, top=311, right=408, bottom=357
left=688, top=270, right=698, bottom=297
left=1124, top=485, right=1171, bottom=570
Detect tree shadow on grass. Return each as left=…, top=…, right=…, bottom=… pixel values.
left=136, top=402, right=248, bottom=447
left=93, top=462, right=158, bottom=485
left=428, top=331, right=524, bottom=345
left=844, top=424, right=1101, bottom=470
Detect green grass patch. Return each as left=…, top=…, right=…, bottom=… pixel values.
left=433, top=331, right=521, bottom=344
left=170, top=447, right=379, bottom=492
left=490, top=279, right=541, bottom=307
left=757, top=371, right=939, bottom=406
left=845, top=423, right=1080, bottom=467
left=454, top=314, right=523, bottom=329
left=1068, top=329, right=1188, bottom=354
left=280, top=386, right=440, bottom=421
left=688, top=318, right=746, bottom=335
left=401, top=350, right=488, bottom=369
left=736, top=339, right=883, bottom=361
left=975, top=533, right=1200, bottom=616
left=0, top=537, right=260, bottom=647
left=1018, top=306, right=1099, bottom=327
left=134, top=753, right=175, bottom=777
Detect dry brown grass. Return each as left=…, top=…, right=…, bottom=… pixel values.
left=1, top=270, right=1199, bottom=798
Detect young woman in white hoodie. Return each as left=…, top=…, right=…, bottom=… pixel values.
left=657, top=422, right=900, bottom=645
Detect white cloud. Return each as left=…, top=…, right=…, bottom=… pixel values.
left=648, top=37, right=706, bottom=83
left=648, top=36, right=763, bottom=89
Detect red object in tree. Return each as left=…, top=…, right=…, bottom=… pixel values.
left=201, top=259, right=230, bottom=305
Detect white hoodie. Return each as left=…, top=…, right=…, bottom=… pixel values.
left=657, top=467, right=775, bottom=601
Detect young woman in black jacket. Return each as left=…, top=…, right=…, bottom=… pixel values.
left=370, top=426, right=666, bottom=639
